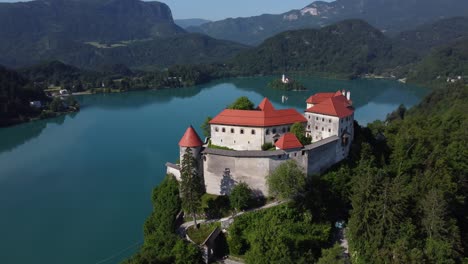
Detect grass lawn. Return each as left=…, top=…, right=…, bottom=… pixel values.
left=186, top=222, right=221, bottom=245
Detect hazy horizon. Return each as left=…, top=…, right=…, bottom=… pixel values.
left=0, top=0, right=333, bottom=20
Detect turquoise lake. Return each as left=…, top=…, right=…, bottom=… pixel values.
left=0, top=77, right=428, bottom=264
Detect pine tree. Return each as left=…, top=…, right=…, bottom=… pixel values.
left=180, top=147, right=204, bottom=228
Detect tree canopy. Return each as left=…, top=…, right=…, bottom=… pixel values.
left=267, top=160, right=307, bottom=199
left=290, top=122, right=311, bottom=145
left=229, top=182, right=253, bottom=213
left=227, top=96, right=255, bottom=110
left=124, top=175, right=203, bottom=264
left=179, top=148, right=204, bottom=227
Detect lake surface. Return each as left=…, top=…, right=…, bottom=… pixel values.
left=0, top=77, right=427, bottom=264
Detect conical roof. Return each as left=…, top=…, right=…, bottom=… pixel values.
left=178, top=126, right=203, bottom=147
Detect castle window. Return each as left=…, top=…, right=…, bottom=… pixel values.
left=322, top=127, right=324, bottom=131
left=282, top=127, right=286, bottom=133
left=287, top=127, right=291, bottom=132
left=307, top=125, right=310, bottom=129
left=215, top=127, right=219, bottom=132
left=315, top=126, right=318, bottom=130
left=272, top=128, right=277, bottom=134
left=322, top=118, right=325, bottom=122
left=266, top=129, right=270, bottom=135
left=222, top=128, right=226, bottom=133
left=302, top=151, right=306, bottom=156
left=328, top=129, right=331, bottom=132
left=341, top=119, right=343, bottom=123
left=240, top=129, right=244, bottom=134
left=329, top=119, right=332, bottom=123
left=231, top=128, right=235, bottom=133
left=316, top=117, right=318, bottom=121
left=251, top=129, right=256, bottom=135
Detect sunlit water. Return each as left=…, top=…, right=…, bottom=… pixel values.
left=0, top=77, right=427, bottom=264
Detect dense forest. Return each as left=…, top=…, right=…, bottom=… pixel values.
left=0, top=66, right=47, bottom=126
left=329, top=82, right=468, bottom=263
left=407, top=38, right=468, bottom=84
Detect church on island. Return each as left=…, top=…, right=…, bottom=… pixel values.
left=166, top=90, right=354, bottom=196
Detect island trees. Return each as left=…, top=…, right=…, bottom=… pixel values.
left=267, top=160, right=307, bottom=200
left=180, top=147, right=204, bottom=228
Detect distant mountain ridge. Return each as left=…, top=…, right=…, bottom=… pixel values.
left=188, top=0, right=468, bottom=45
left=228, top=19, right=393, bottom=77
left=0, top=0, right=248, bottom=69
left=175, top=19, right=211, bottom=29
left=0, top=0, right=183, bottom=42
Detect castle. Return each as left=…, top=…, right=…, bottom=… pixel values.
left=166, top=90, right=354, bottom=196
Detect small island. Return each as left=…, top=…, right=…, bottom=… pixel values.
left=268, top=74, right=307, bottom=91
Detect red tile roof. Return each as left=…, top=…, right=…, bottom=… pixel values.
left=179, top=126, right=203, bottom=147
left=305, top=91, right=354, bottom=118
left=257, top=97, right=275, bottom=112
left=306, top=92, right=336, bottom=104
left=275, top=133, right=303, bottom=150
left=210, top=98, right=307, bottom=127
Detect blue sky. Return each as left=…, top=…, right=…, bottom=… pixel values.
left=0, top=0, right=329, bottom=20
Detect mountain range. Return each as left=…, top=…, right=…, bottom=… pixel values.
left=188, top=0, right=468, bottom=45
left=0, top=0, right=246, bottom=69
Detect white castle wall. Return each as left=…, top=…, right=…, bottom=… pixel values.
left=210, top=124, right=295, bottom=151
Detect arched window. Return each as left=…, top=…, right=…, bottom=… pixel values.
left=251, top=129, right=256, bottom=135
left=240, top=129, right=244, bottom=134
left=222, top=128, right=226, bottom=133
left=266, top=129, right=270, bottom=135
left=272, top=128, right=277, bottom=134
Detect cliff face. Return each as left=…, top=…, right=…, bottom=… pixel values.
left=0, top=0, right=184, bottom=43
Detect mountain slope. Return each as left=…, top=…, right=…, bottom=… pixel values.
left=407, top=38, right=468, bottom=84
left=3, top=33, right=248, bottom=70
left=0, top=0, right=183, bottom=43
left=175, top=19, right=211, bottom=29
left=188, top=0, right=468, bottom=45
left=229, top=20, right=393, bottom=77
left=393, top=17, right=468, bottom=56
left=0, top=0, right=248, bottom=69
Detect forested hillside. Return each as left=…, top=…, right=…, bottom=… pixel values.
left=342, top=83, right=468, bottom=263
left=394, top=17, right=468, bottom=57
left=407, top=39, right=468, bottom=84
left=228, top=20, right=394, bottom=78
left=0, top=66, right=47, bottom=126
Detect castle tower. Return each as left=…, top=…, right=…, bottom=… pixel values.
left=178, top=125, right=204, bottom=166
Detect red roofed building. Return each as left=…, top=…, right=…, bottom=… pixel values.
left=275, top=133, right=303, bottom=150
left=304, top=90, right=354, bottom=142
left=209, top=98, right=307, bottom=151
